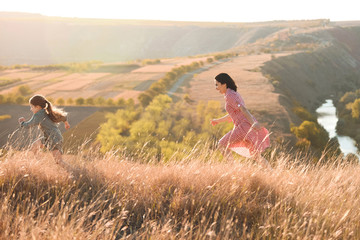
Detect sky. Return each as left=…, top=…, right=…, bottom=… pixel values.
left=1, top=0, right=359, bottom=23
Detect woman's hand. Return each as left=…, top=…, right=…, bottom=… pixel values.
left=18, top=117, right=25, bottom=124
left=210, top=119, right=219, bottom=126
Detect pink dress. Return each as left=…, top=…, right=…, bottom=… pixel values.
left=218, top=89, right=270, bottom=158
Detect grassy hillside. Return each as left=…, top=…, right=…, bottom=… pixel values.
left=0, top=147, right=359, bottom=239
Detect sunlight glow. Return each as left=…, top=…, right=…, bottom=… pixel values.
left=1, top=0, right=359, bottom=22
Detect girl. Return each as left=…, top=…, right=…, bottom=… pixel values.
left=210, top=73, right=271, bottom=169
left=18, top=94, right=71, bottom=170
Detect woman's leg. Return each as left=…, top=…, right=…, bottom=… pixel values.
left=218, top=130, right=240, bottom=161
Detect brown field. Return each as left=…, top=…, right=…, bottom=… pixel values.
left=187, top=53, right=295, bottom=141
left=0, top=57, right=210, bottom=100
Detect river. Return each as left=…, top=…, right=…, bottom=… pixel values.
left=316, top=99, right=360, bottom=157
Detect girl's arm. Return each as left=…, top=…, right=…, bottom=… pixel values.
left=64, top=120, right=70, bottom=129
left=210, top=114, right=231, bottom=126
left=19, top=112, right=44, bottom=128
left=239, top=105, right=261, bottom=130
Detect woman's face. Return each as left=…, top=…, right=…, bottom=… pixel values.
left=30, top=104, right=42, bottom=114
left=215, top=80, right=227, bottom=94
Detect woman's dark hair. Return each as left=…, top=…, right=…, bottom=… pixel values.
left=215, top=73, right=237, bottom=92
left=29, top=94, right=67, bottom=122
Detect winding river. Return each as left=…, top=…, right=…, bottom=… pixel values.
left=316, top=99, right=360, bottom=157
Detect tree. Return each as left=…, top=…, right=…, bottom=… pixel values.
left=107, top=98, right=115, bottom=106
left=291, top=121, right=329, bottom=149
left=95, top=97, right=106, bottom=106
left=75, top=97, right=85, bottom=105
left=57, top=98, right=65, bottom=106
left=67, top=98, right=74, bottom=105
left=117, top=98, right=126, bottom=107
left=15, top=96, right=25, bottom=104
left=138, top=93, right=153, bottom=108
left=17, top=85, right=32, bottom=96
left=85, top=98, right=94, bottom=105
left=351, top=99, right=360, bottom=119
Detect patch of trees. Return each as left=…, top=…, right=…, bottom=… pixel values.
left=291, top=103, right=333, bottom=151
left=0, top=78, right=21, bottom=87
left=141, top=59, right=161, bottom=65
left=0, top=85, right=133, bottom=107
left=97, top=94, right=233, bottom=161
left=0, top=61, right=103, bottom=72
left=336, top=89, right=360, bottom=144
left=138, top=61, right=205, bottom=107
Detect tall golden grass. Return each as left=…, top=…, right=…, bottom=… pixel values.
left=0, top=145, right=359, bottom=239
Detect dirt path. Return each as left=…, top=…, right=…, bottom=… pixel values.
left=167, top=59, right=230, bottom=96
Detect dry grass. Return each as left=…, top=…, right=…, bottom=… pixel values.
left=0, top=146, right=359, bottom=239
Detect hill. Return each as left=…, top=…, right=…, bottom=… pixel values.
left=0, top=12, right=326, bottom=65
left=261, top=26, right=360, bottom=120
left=0, top=148, right=359, bottom=239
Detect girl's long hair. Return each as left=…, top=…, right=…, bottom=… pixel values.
left=29, top=94, right=67, bottom=123
left=215, top=73, right=238, bottom=92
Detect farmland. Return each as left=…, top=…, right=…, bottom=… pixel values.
left=0, top=56, right=209, bottom=102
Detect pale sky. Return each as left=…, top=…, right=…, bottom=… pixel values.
left=1, top=0, right=358, bottom=22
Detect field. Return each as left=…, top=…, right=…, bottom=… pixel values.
left=1, top=146, right=359, bottom=239
left=0, top=56, right=209, bottom=101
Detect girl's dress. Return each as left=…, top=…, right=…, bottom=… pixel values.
left=20, top=109, right=67, bottom=152
left=218, top=88, right=270, bottom=158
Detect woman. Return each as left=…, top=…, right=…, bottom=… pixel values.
left=210, top=73, right=271, bottom=168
